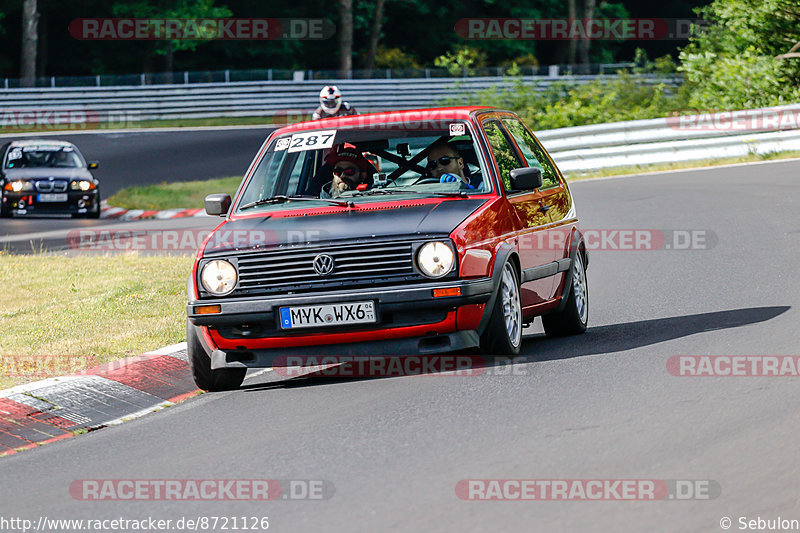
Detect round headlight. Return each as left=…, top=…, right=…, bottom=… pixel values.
left=416, top=241, right=455, bottom=278
left=200, top=259, right=238, bottom=296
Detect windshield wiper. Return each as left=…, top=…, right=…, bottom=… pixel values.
left=353, top=188, right=471, bottom=198
left=239, top=195, right=352, bottom=210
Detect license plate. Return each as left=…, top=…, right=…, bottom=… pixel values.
left=279, top=301, right=376, bottom=329
left=37, top=193, right=67, bottom=202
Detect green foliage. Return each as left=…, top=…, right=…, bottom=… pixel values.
left=443, top=73, right=689, bottom=130
left=433, top=46, right=488, bottom=76
left=112, top=0, right=232, bottom=55
left=374, top=47, right=420, bottom=69
left=678, top=0, right=800, bottom=109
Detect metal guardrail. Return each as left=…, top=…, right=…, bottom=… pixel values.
left=542, top=102, right=800, bottom=172
left=0, top=75, right=679, bottom=123
left=3, top=63, right=643, bottom=88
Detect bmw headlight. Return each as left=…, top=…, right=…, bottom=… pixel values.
left=200, top=259, right=238, bottom=296
left=71, top=180, right=95, bottom=191
left=416, top=241, right=455, bottom=278
left=4, top=181, right=33, bottom=192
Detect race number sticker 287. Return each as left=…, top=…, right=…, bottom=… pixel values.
left=287, top=130, right=336, bottom=152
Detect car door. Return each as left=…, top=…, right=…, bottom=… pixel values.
left=480, top=115, right=558, bottom=307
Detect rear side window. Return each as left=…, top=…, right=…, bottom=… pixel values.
left=501, top=118, right=560, bottom=189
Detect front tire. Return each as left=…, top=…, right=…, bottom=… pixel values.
left=480, top=261, right=523, bottom=355
left=542, top=252, right=588, bottom=337
left=187, top=323, right=246, bottom=391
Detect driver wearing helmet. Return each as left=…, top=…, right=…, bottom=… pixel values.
left=312, top=85, right=358, bottom=120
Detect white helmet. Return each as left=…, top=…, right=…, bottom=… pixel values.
left=319, top=85, right=342, bottom=115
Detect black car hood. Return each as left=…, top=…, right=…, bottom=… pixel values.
left=204, top=199, right=488, bottom=254
left=2, top=168, right=94, bottom=180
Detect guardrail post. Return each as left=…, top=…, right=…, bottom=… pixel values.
left=141, top=73, right=145, bottom=85
left=386, top=68, right=390, bottom=79
left=96, top=75, right=100, bottom=87
left=51, top=76, right=55, bottom=87
left=425, top=68, right=430, bottom=78
left=268, top=69, right=272, bottom=81
left=3, top=78, right=7, bottom=89
left=184, top=71, right=189, bottom=84
left=225, top=69, right=230, bottom=83
left=548, top=65, right=559, bottom=77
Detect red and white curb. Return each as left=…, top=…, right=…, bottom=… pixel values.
left=0, top=342, right=198, bottom=458
left=100, top=201, right=211, bottom=221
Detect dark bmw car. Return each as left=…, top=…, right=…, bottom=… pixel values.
left=0, top=140, right=101, bottom=218
left=187, top=107, right=589, bottom=391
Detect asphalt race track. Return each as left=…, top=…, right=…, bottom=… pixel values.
left=1, top=160, right=799, bottom=531
left=0, top=126, right=272, bottom=238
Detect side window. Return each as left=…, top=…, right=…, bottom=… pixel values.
left=502, top=118, right=559, bottom=189
left=482, top=119, right=525, bottom=192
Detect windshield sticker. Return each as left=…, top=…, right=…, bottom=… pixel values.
left=23, top=145, right=61, bottom=152
left=8, top=149, right=21, bottom=160
left=287, top=130, right=336, bottom=153
left=275, top=138, right=291, bottom=151
left=449, top=123, right=466, bottom=136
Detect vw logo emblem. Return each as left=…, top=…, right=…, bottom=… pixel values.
left=313, top=254, right=335, bottom=276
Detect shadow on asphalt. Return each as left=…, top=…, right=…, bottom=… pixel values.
left=238, top=306, right=790, bottom=392
left=522, top=305, right=791, bottom=362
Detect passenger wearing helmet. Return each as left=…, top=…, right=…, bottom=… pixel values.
left=312, top=85, right=358, bottom=120
left=320, top=143, right=375, bottom=198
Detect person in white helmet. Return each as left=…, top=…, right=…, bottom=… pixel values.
left=311, top=85, right=358, bottom=120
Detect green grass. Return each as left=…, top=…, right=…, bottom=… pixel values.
left=564, top=150, right=800, bottom=181
left=0, top=252, right=194, bottom=389
left=107, top=176, right=242, bottom=210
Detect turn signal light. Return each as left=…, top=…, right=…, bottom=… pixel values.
left=194, top=305, right=222, bottom=314
left=433, top=287, right=461, bottom=298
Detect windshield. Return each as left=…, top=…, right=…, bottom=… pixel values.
left=235, top=122, right=491, bottom=213
left=4, top=145, right=84, bottom=169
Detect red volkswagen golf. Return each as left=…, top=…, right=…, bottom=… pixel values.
left=187, top=107, right=589, bottom=390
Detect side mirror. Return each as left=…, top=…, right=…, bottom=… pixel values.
left=205, top=193, right=231, bottom=216
left=87, top=161, right=99, bottom=169
left=509, top=167, right=543, bottom=191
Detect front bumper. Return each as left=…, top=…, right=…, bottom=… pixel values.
left=188, top=277, right=494, bottom=327
left=2, top=190, right=99, bottom=215
left=209, top=330, right=482, bottom=369
left=188, top=277, right=494, bottom=365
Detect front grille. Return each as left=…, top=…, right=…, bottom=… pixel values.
left=203, top=238, right=453, bottom=297
left=235, top=240, right=417, bottom=294
left=34, top=180, right=68, bottom=192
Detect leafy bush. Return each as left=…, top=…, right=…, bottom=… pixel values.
left=442, top=71, right=689, bottom=130
left=678, top=0, right=800, bottom=109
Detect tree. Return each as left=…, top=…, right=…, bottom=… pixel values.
left=679, top=0, right=800, bottom=108
left=364, top=0, right=385, bottom=71
left=112, top=0, right=232, bottom=74
left=20, top=0, right=38, bottom=87
left=338, top=0, right=353, bottom=75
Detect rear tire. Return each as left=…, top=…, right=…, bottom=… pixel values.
left=187, top=323, right=246, bottom=391
left=542, top=252, right=588, bottom=337
left=480, top=261, right=523, bottom=355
